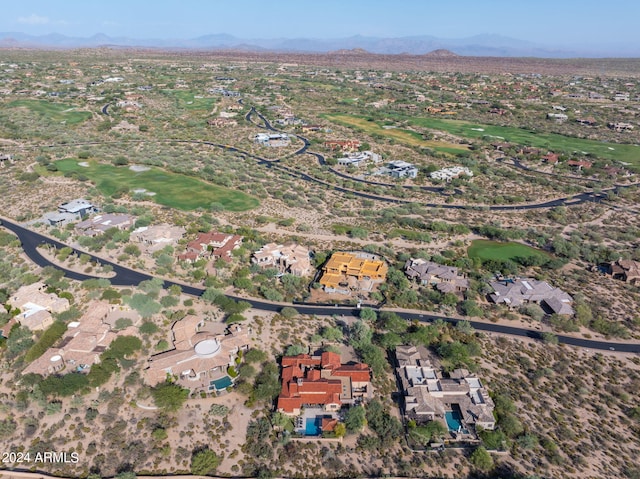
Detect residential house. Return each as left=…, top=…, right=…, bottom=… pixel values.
left=404, top=258, right=469, bottom=293
left=21, top=301, right=134, bottom=377
left=606, top=258, right=640, bottom=285
left=576, top=117, right=597, bottom=126
left=567, top=160, right=592, bottom=171
left=74, top=214, right=134, bottom=236
left=319, top=251, right=388, bottom=294
left=547, top=113, right=568, bottom=122
left=336, top=150, right=381, bottom=167
left=251, top=242, right=312, bottom=277
left=324, top=140, right=361, bottom=152
left=7, top=282, right=70, bottom=331
left=542, top=153, right=559, bottom=165
left=608, top=122, right=634, bottom=132
left=301, top=124, right=322, bottom=133
left=178, top=232, right=243, bottom=263
left=430, top=166, right=473, bottom=182
left=130, top=224, right=185, bottom=254
left=58, top=198, right=98, bottom=218
left=144, top=316, right=250, bottom=391
left=488, top=278, right=574, bottom=316
left=395, top=345, right=495, bottom=432
left=254, top=133, right=290, bottom=147
left=384, top=160, right=418, bottom=179
left=277, top=352, right=372, bottom=415
left=207, top=118, right=238, bottom=127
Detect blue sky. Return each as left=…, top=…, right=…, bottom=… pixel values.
left=1, top=0, right=638, bottom=48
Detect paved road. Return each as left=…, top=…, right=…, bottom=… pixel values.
left=101, top=103, right=110, bottom=115
left=2, top=218, right=639, bottom=353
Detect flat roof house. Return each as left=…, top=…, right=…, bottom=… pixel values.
left=58, top=198, right=98, bottom=218
left=324, top=140, right=361, bottom=152
left=130, top=224, right=185, bottom=254
left=251, top=242, right=312, bottom=277
left=145, top=316, right=250, bottom=392
left=75, top=214, right=134, bottom=236
left=395, top=345, right=495, bottom=433
left=319, top=251, right=388, bottom=293
left=8, top=282, right=70, bottom=331
left=21, top=301, right=137, bottom=377
left=387, top=160, right=418, bottom=179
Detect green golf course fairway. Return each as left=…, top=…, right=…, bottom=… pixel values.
left=405, top=116, right=640, bottom=166
left=7, top=100, right=92, bottom=125
left=54, top=159, right=259, bottom=212
left=467, top=239, right=551, bottom=262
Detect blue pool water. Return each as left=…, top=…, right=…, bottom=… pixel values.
left=209, top=376, right=233, bottom=391
left=305, top=417, right=322, bottom=436
left=445, top=410, right=463, bottom=431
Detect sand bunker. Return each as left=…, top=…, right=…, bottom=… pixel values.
left=130, top=165, right=150, bottom=172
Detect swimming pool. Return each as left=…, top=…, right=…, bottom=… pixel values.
left=445, top=410, right=463, bottom=431
left=209, top=376, right=233, bottom=391
left=305, top=417, right=322, bottom=436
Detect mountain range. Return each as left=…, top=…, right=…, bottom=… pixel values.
left=0, top=32, right=636, bottom=58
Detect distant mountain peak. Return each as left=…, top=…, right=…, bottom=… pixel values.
left=424, top=49, right=458, bottom=57
left=329, top=47, right=370, bottom=55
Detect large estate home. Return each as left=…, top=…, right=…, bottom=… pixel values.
left=404, top=258, right=469, bottom=294
left=277, top=352, right=372, bottom=416
left=145, top=315, right=250, bottom=392
left=8, top=282, right=70, bottom=332
left=324, top=139, right=361, bottom=151
left=395, top=345, right=495, bottom=437
left=74, top=213, right=134, bottom=236
left=251, top=242, right=312, bottom=277
left=178, top=232, right=243, bottom=263
left=21, top=301, right=140, bottom=377
left=319, top=251, right=388, bottom=294
left=129, top=224, right=186, bottom=254
left=58, top=198, right=99, bottom=218
left=488, top=277, right=574, bottom=315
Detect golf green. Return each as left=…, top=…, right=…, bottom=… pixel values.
left=467, top=240, right=550, bottom=262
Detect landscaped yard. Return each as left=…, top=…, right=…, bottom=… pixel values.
left=467, top=240, right=551, bottom=263
left=324, top=113, right=471, bottom=155
left=53, top=159, right=259, bottom=211
left=403, top=115, right=640, bottom=166
left=6, top=99, right=92, bottom=125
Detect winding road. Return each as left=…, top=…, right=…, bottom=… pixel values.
left=2, top=217, right=639, bottom=354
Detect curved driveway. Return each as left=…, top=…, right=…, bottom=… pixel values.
left=2, top=218, right=639, bottom=353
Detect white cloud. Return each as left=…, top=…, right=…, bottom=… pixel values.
left=17, top=14, right=50, bottom=25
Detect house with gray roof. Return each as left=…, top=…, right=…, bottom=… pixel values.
left=405, top=258, right=469, bottom=293
left=58, top=198, right=98, bottom=218
left=75, top=214, right=134, bottom=236
left=488, top=278, right=574, bottom=316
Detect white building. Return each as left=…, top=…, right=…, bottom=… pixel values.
left=254, top=133, right=290, bottom=147
left=430, top=166, right=474, bottom=182
left=387, top=160, right=418, bottom=179
left=336, top=150, right=381, bottom=167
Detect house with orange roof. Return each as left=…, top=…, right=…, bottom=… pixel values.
left=277, top=352, right=372, bottom=416
left=319, top=251, right=388, bottom=294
